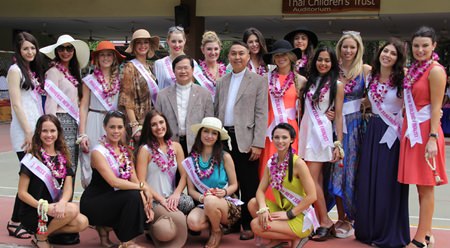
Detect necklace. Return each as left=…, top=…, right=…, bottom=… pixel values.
left=295, top=54, right=308, bottom=72
left=100, top=135, right=132, bottom=180
left=248, top=62, right=266, bottom=76
left=307, top=78, right=330, bottom=103
left=93, top=68, right=120, bottom=99
left=40, top=148, right=67, bottom=189
left=403, top=52, right=439, bottom=89
left=269, top=151, right=290, bottom=191
left=150, top=139, right=176, bottom=173
left=192, top=152, right=218, bottom=179
left=339, top=67, right=358, bottom=94
left=369, top=74, right=394, bottom=104
left=54, top=62, right=79, bottom=87
left=199, top=60, right=226, bottom=83
left=269, top=71, right=295, bottom=98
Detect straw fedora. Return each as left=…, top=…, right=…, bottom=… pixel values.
left=191, top=117, right=229, bottom=141
left=125, top=29, right=160, bottom=58
left=40, top=34, right=90, bottom=68
left=149, top=215, right=186, bottom=248
left=263, top=40, right=302, bottom=65
left=92, top=41, right=126, bottom=63
left=284, top=27, right=319, bottom=49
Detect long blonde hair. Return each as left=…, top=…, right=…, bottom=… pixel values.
left=336, top=32, right=364, bottom=80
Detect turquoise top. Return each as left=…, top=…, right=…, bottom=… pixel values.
left=197, top=156, right=228, bottom=189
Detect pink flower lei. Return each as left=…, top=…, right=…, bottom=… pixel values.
left=93, top=67, right=120, bottom=98
left=339, top=67, right=358, bottom=94
left=150, top=139, right=176, bottom=173
left=307, top=79, right=330, bottom=103
left=269, top=71, right=295, bottom=98
left=199, top=60, right=226, bottom=83
left=403, top=52, right=439, bottom=89
left=248, top=62, right=266, bottom=76
left=40, top=148, right=67, bottom=189
left=54, top=62, right=79, bottom=87
left=100, top=135, right=132, bottom=180
left=295, top=54, right=308, bottom=72
left=28, top=70, right=46, bottom=95
left=369, top=74, right=394, bottom=104
left=192, top=152, right=218, bottom=179
left=269, top=151, right=290, bottom=191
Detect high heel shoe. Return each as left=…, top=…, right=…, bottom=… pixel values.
left=425, top=235, right=435, bottom=248
left=310, top=224, right=335, bottom=242
left=410, top=239, right=427, bottom=248
left=95, top=226, right=115, bottom=248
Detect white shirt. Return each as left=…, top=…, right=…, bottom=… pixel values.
left=176, top=82, right=192, bottom=136
left=224, top=69, right=246, bottom=126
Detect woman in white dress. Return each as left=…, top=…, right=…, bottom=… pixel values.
left=6, top=31, right=44, bottom=240
left=79, top=41, right=125, bottom=189
left=298, top=46, right=344, bottom=241
left=242, top=27, right=268, bottom=76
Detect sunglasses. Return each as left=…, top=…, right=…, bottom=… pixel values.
left=342, top=31, right=361, bottom=36
left=168, top=26, right=184, bottom=33
left=56, top=45, right=75, bottom=53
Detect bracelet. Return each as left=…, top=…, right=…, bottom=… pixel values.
left=256, top=207, right=269, bottom=215
left=76, top=134, right=88, bottom=144
left=139, top=182, right=144, bottom=190
left=131, top=126, right=142, bottom=137
left=198, top=194, right=204, bottom=203
left=223, top=188, right=228, bottom=196
left=333, top=140, right=345, bottom=158
left=129, top=121, right=139, bottom=128
left=286, top=209, right=296, bottom=220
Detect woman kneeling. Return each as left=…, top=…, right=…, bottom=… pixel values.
left=248, top=123, right=318, bottom=248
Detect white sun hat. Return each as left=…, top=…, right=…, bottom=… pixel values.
left=191, top=117, right=229, bottom=141
left=40, top=34, right=90, bottom=68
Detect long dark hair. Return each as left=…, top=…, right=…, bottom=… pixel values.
left=271, top=123, right=296, bottom=182
left=190, top=127, right=223, bottom=166
left=242, top=27, right=268, bottom=67
left=303, top=46, right=339, bottom=111
left=370, top=38, right=406, bottom=98
left=139, top=110, right=173, bottom=147
left=54, top=46, right=83, bottom=99
left=31, top=114, right=72, bottom=168
left=13, top=32, right=44, bottom=91
left=103, top=110, right=134, bottom=161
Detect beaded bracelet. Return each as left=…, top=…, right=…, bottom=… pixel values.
left=224, top=188, right=228, bottom=196
left=198, top=194, right=204, bottom=203
left=256, top=207, right=270, bottom=215
left=333, top=140, right=345, bottom=158
left=129, top=121, right=139, bottom=128
left=75, top=134, right=88, bottom=144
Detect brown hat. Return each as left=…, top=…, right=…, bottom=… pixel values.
left=149, top=215, right=187, bottom=248
left=125, top=29, right=160, bottom=58
left=92, top=41, right=126, bottom=63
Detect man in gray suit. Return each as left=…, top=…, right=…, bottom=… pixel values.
left=156, top=55, right=213, bottom=156
left=214, top=41, right=268, bottom=240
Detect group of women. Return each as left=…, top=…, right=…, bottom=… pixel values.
left=5, top=23, right=447, bottom=248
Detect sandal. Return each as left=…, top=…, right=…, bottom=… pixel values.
left=310, top=224, right=335, bottom=242
left=409, top=239, right=427, bottom=248
left=425, top=235, right=435, bottom=248
left=293, top=237, right=309, bottom=248
left=334, top=220, right=354, bottom=238
left=205, top=229, right=223, bottom=248
left=7, top=221, right=32, bottom=239
left=95, top=226, right=115, bottom=248
left=31, top=234, right=53, bottom=248
left=118, top=240, right=144, bottom=248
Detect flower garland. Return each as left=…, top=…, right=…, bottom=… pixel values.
left=29, top=70, right=46, bottom=95
left=54, top=62, right=79, bottom=87
left=192, top=152, right=218, bottom=179
left=150, top=139, right=176, bottom=173
left=199, top=60, right=226, bottom=83
left=40, top=148, right=67, bottom=189
left=269, top=71, right=295, bottom=98
left=295, top=54, right=308, bottom=72
left=93, top=68, right=120, bottom=98
left=269, top=151, right=290, bottom=191
left=100, top=135, right=132, bottom=180
left=403, top=52, right=439, bottom=89
left=307, top=79, right=330, bottom=103
left=369, top=74, right=394, bottom=104
left=339, top=68, right=358, bottom=94
left=248, top=62, right=266, bottom=76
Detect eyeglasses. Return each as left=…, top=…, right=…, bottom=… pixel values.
left=56, top=45, right=75, bottom=53
left=342, top=31, right=361, bottom=36
left=168, top=26, right=184, bottom=33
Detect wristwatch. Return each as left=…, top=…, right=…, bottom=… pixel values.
left=429, top=133, right=438, bottom=139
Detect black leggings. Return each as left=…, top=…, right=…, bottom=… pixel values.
left=11, top=151, right=25, bottom=222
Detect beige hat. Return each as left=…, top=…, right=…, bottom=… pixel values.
left=40, top=34, right=90, bottom=68
left=191, top=117, right=229, bottom=141
left=125, top=29, right=160, bottom=58
left=149, top=215, right=186, bottom=248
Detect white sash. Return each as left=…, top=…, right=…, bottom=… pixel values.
left=21, top=154, right=62, bottom=201
left=162, top=57, right=176, bottom=86
left=144, top=145, right=176, bottom=183
left=369, top=91, right=403, bottom=149
left=404, top=88, right=431, bottom=147
left=266, top=71, right=296, bottom=139
left=342, top=99, right=362, bottom=134
left=193, top=64, right=216, bottom=99
left=130, top=59, right=159, bottom=106
left=182, top=158, right=243, bottom=206
left=83, top=74, right=115, bottom=111
left=94, top=145, right=121, bottom=190
left=45, top=79, right=79, bottom=124
left=304, top=96, right=333, bottom=152
left=267, top=158, right=319, bottom=232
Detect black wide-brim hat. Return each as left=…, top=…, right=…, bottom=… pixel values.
left=263, top=40, right=302, bottom=65
left=284, top=27, right=318, bottom=49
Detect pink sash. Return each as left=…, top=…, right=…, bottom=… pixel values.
left=94, top=145, right=121, bottom=190
left=193, top=64, right=216, bottom=99
left=144, top=145, right=176, bottom=184
left=162, top=57, right=176, bottom=86
left=83, top=74, right=115, bottom=111
left=45, top=79, right=79, bottom=124
left=182, top=158, right=243, bottom=206
left=404, top=88, right=431, bottom=147
left=130, top=59, right=159, bottom=106
left=21, top=154, right=62, bottom=201
left=267, top=158, right=319, bottom=232
left=304, top=95, right=333, bottom=152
